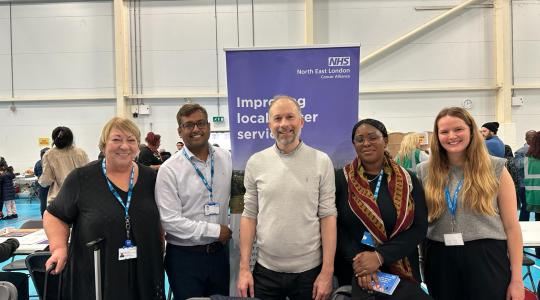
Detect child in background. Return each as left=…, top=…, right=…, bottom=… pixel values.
left=0, top=165, right=18, bottom=219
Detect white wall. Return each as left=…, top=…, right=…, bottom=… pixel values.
left=11, top=2, right=115, bottom=97
left=1, top=0, right=540, bottom=171
left=0, top=5, right=11, bottom=98
left=0, top=99, right=116, bottom=171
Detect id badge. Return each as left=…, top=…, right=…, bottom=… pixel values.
left=118, top=246, right=137, bottom=260
left=443, top=233, right=464, bottom=246
left=204, top=202, right=220, bottom=216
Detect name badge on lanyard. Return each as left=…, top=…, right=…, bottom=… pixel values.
left=205, top=202, right=220, bottom=216
left=101, top=159, right=138, bottom=260
left=183, top=149, right=218, bottom=215
left=443, top=179, right=464, bottom=246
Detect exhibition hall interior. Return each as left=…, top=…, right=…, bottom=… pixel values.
left=0, top=0, right=539, bottom=299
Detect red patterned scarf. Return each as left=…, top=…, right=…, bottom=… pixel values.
left=344, top=156, right=416, bottom=281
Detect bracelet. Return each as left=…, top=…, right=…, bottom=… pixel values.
left=375, top=251, right=383, bottom=267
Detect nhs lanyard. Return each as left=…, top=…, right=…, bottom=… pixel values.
left=101, top=159, right=135, bottom=246
left=372, top=170, right=384, bottom=200
left=183, top=149, right=214, bottom=202
left=445, top=179, right=463, bottom=231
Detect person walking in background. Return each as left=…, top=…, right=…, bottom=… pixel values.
left=39, top=126, right=89, bottom=205
left=515, top=130, right=536, bottom=159
left=334, top=119, right=431, bottom=299
left=0, top=157, right=6, bottom=219
left=138, top=132, right=163, bottom=170
left=395, top=133, right=429, bottom=173
left=34, top=147, right=50, bottom=216
left=156, top=104, right=232, bottom=300
left=417, top=107, right=523, bottom=300
left=44, top=117, right=164, bottom=300
left=237, top=95, right=336, bottom=300
left=515, top=130, right=537, bottom=221
left=481, top=122, right=505, bottom=158
left=0, top=165, right=17, bottom=219
left=523, top=131, right=540, bottom=257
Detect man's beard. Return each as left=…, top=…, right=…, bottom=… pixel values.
left=274, top=127, right=301, bottom=146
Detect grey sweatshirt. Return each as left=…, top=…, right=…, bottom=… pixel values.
left=243, top=143, right=337, bottom=273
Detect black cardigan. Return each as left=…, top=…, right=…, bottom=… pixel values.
left=334, top=168, right=428, bottom=286
left=0, top=239, right=19, bottom=262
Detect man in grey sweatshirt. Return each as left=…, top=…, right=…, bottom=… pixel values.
left=237, top=95, right=337, bottom=300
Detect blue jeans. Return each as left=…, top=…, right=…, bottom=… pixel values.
left=165, top=243, right=229, bottom=300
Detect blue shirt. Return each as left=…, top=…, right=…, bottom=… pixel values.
left=485, top=136, right=505, bottom=158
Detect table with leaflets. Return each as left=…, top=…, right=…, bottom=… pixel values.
left=0, top=228, right=48, bottom=254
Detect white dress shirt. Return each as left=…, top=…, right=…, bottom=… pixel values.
left=155, top=145, right=232, bottom=246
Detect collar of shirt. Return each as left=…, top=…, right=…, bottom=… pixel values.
left=274, top=140, right=304, bottom=156
left=183, top=144, right=215, bottom=162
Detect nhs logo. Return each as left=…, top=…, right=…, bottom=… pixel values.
left=328, top=56, right=350, bottom=66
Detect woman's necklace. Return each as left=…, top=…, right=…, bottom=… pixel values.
left=366, top=171, right=383, bottom=183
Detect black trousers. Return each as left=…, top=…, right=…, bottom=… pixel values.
left=165, top=243, right=229, bottom=300
left=424, top=239, right=511, bottom=300
left=253, top=263, right=321, bottom=300
left=39, top=186, right=49, bottom=216
left=0, top=271, right=29, bottom=300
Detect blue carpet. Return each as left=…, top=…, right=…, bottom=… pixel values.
left=1, top=198, right=539, bottom=297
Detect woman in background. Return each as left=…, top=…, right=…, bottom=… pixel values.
left=44, top=117, right=164, bottom=300
left=39, top=126, right=89, bottom=205
left=138, top=132, right=163, bottom=170
left=34, top=147, right=50, bottom=216
left=395, top=133, right=429, bottom=173
left=417, top=107, right=523, bottom=300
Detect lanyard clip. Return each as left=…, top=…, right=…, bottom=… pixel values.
left=125, top=216, right=131, bottom=240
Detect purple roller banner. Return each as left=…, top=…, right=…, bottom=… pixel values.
left=225, top=46, right=360, bottom=170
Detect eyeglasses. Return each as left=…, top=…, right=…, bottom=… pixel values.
left=181, top=120, right=209, bottom=130
left=353, top=134, right=382, bottom=144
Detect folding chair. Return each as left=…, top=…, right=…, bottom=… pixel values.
left=19, top=220, right=43, bottom=230
left=2, top=219, right=44, bottom=272
left=25, top=252, right=61, bottom=300
left=523, top=255, right=537, bottom=294
left=0, top=281, right=18, bottom=300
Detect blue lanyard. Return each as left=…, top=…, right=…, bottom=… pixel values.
left=372, top=170, right=384, bottom=200
left=101, top=159, right=135, bottom=246
left=444, top=179, right=463, bottom=217
left=183, top=148, right=214, bottom=202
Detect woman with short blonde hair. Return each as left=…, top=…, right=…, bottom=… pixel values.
left=44, top=117, right=164, bottom=300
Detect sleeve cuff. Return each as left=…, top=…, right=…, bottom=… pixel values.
left=206, top=223, right=221, bottom=239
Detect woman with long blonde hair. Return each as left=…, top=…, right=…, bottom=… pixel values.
left=416, top=107, right=523, bottom=300
left=395, top=133, right=429, bottom=172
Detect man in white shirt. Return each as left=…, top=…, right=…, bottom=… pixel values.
left=237, top=95, right=337, bottom=300
left=156, top=103, right=233, bottom=300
